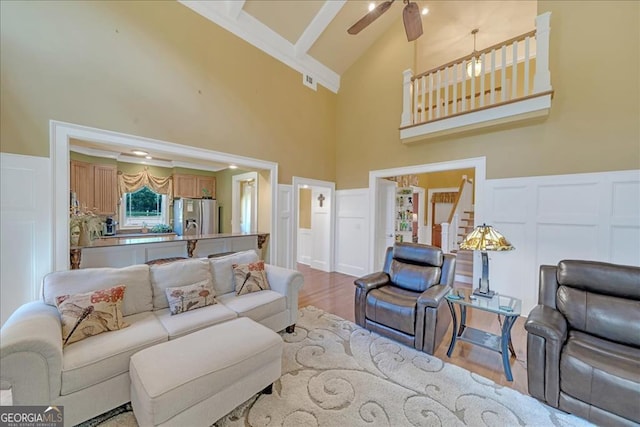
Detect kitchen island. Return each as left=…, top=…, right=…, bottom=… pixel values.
left=70, top=232, right=269, bottom=269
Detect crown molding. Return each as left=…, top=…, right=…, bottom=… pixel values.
left=179, top=0, right=341, bottom=93
left=69, top=144, right=226, bottom=172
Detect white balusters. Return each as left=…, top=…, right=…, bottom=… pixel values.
left=420, top=76, right=426, bottom=122
left=399, top=13, right=551, bottom=131
left=452, top=63, right=458, bottom=114
left=461, top=60, right=467, bottom=112
left=444, top=67, right=449, bottom=116
left=524, top=36, right=531, bottom=95
left=479, top=53, right=486, bottom=107
left=490, top=49, right=496, bottom=104
left=428, top=73, right=433, bottom=121
left=501, top=45, right=507, bottom=102
left=512, top=40, right=518, bottom=99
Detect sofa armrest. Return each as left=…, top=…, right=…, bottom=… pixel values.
left=354, top=272, right=390, bottom=292
left=524, top=305, right=567, bottom=407
left=265, top=264, right=304, bottom=307
left=0, top=301, right=63, bottom=404
left=417, top=284, right=452, bottom=309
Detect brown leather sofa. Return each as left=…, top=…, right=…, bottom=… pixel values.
left=525, top=260, right=640, bottom=426
left=354, top=243, right=456, bottom=355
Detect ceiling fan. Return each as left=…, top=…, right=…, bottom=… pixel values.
left=347, top=0, right=423, bottom=42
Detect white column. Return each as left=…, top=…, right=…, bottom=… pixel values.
left=441, top=222, right=450, bottom=253
left=401, top=69, right=413, bottom=127
left=533, top=12, right=552, bottom=93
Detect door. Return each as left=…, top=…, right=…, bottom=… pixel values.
left=200, top=199, right=218, bottom=234
left=376, top=178, right=397, bottom=270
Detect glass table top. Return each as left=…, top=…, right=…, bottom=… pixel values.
left=445, top=288, right=522, bottom=316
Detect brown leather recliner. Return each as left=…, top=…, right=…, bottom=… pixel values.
left=354, top=243, right=456, bottom=355
left=525, top=260, right=640, bottom=426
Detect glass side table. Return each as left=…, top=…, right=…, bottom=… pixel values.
left=445, top=288, right=522, bottom=381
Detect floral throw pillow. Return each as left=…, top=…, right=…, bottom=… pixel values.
left=55, top=285, right=128, bottom=346
left=233, top=261, right=271, bottom=296
left=165, top=280, right=216, bottom=315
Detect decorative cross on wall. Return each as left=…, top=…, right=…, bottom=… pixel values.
left=317, top=193, right=325, bottom=207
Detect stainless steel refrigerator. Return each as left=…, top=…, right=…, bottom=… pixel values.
left=173, top=198, right=218, bottom=236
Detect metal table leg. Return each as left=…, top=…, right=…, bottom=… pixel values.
left=500, top=314, right=518, bottom=381
left=446, top=301, right=458, bottom=357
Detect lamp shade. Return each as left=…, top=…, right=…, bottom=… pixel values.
left=459, top=224, right=514, bottom=251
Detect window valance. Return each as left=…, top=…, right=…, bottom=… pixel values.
left=117, top=168, right=173, bottom=206
left=431, top=192, right=457, bottom=204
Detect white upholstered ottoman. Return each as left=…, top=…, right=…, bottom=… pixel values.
left=129, top=317, right=282, bottom=426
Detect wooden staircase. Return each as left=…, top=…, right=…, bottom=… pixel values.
left=452, top=210, right=474, bottom=285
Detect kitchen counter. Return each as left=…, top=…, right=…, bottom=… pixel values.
left=70, top=232, right=269, bottom=269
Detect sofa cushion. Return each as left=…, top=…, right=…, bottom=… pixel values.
left=61, top=311, right=167, bottom=395
left=56, top=285, right=128, bottom=346
left=560, top=330, right=640, bottom=423
left=233, top=261, right=270, bottom=296
left=154, top=304, right=238, bottom=340
left=365, top=286, right=420, bottom=335
left=388, top=260, right=441, bottom=293
left=165, top=280, right=216, bottom=315
left=42, top=264, right=152, bottom=316
left=216, top=290, right=286, bottom=323
left=209, top=250, right=259, bottom=295
left=150, top=259, right=213, bottom=310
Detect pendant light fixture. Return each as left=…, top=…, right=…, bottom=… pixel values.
left=466, top=28, right=482, bottom=78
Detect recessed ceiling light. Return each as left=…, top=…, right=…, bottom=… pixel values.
left=368, top=2, right=375, bottom=12
left=422, top=7, right=429, bottom=15
left=145, top=155, right=152, bottom=160
left=229, top=165, right=238, bottom=169
left=132, top=150, right=148, bottom=156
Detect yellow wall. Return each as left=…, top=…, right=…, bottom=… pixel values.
left=335, top=1, right=640, bottom=188
left=2, top=1, right=638, bottom=192
left=0, top=1, right=336, bottom=184
left=299, top=188, right=312, bottom=229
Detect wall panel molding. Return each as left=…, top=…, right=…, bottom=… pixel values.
left=486, top=169, right=640, bottom=314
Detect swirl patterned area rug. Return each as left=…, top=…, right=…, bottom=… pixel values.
left=84, top=306, right=592, bottom=427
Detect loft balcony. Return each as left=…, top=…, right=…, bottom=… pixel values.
left=400, top=13, right=553, bottom=142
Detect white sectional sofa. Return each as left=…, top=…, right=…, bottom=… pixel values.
left=0, top=250, right=303, bottom=426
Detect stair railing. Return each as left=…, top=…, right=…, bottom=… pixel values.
left=441, top=176, right=473, bottom=253
left=401, top=12, right=551, bottom=128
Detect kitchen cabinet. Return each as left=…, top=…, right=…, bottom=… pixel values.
left=93, top=164, right=118, bottom=215
left=173, top=174, right=216, bottom=199
left=173, top=174, right=198, bottom=198
left=70, top=160, right=94, bottom=210
left=70, top=161, right=117, bottom=214
left=196, top=176, right=216, bottom=199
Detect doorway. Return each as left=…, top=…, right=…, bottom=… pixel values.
left=291, top=177, right=335, bottom=273
left=232, top=172, right=258, bottom=233
left=368, top=157, right=486, bottom=276
left=50, top=121, right=279, bottom=270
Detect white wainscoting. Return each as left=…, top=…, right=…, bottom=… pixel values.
left=1, top=153, right=52, bottom=326
left=297, top=228, right=312, bottom=265
left=335, top=189, right=370, bottom=277
left=485, top=169, right=640, bottom=314
left=276, top=185, right=293, bottom=268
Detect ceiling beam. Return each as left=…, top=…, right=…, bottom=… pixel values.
left=294, top=0, right=346, bottom=58
left=179, top=0, right=340, bottom=93
left=225, top=0, right=245, bottom=20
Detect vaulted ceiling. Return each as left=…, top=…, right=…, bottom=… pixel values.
left=180, top=1, right=537, bottom=93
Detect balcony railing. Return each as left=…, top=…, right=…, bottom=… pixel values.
left=400, top=12, right=553, bottom=142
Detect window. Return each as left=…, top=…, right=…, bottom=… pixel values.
left=120, top=186, right=168, bottom=228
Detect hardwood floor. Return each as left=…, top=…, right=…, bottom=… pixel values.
left=297, top=263, right=529, bottom=395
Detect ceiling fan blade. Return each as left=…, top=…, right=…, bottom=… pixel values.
left=347, top=1, right=395, bottom=35
left=403, top=1, right=423, bottom=41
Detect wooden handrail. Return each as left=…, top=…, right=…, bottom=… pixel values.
left=413, top=29, right=537, bottom=81
left=447, top=176, right=472, bottom=224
